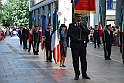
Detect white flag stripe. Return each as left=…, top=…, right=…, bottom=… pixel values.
left=51, top=30, right=59, bottom=51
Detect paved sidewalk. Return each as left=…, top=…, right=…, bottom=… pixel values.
left=0, top=36, right=124, bottom=83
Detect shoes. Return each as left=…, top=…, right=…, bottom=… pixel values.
left=74, top=75, right=79, bottom=80
left=49, top=60, right=52, bottom=62
left=46, top=60, right=48, bottom=62
left=60, top=65, right=62, bottom=67
left=105, top=58, right=111, bottom=60
left=28, top=50, right=30, bottom=52
left=82, top=75, right=90, bottom=79
left=36, top=53, right=39, bottom=55
left=62, top=65, right=66, bottom=67
left=108, top=58, right=111, bottom=60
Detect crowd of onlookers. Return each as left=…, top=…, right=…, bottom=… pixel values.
left=0, top=26, right=19, bottom=41
left=88, top=25, right=120, bottom=46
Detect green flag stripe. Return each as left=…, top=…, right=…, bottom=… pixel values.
left=29, top=11, right=32, bottom=29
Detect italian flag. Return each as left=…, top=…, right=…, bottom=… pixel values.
left=51, top=9, right=61, bottom=64
left=98, top=5, right=103, bottom=37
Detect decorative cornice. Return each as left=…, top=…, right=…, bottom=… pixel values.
left=31, top=0, right=56, bottom=11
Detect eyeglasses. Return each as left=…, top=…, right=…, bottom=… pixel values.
left=76, top=16, right=81, bottom=18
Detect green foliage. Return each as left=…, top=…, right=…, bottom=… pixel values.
left=0, top=0, right=2, bottom=25
left=2, top=0, right=29, bottom=26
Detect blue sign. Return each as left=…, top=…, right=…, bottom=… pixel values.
left=41, top=15, right=46, bottom=36
left=107, top=0, right=113, bottom=9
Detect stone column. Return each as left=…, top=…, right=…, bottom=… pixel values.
left=50, top=2, right=53, bottom=26
left=32, top=10, right=35, bottom=25
left=35, top=9, right=38, bottom=26
left=99, top=0, right=106, bottom=27
left=45, top=5, right=48, bottom=26
left=122, top=0, right=124, bottom=63
left=115, top=0, right=122, bottom=26
left=40, top=7, right=43, bottom=27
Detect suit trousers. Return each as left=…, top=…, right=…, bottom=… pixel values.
left=45, top=46, right=52, bottom=61
left=94, top=38, right=100, bottom=47
left=33, top=43, right=39, bottom=53
left=104, top=43, right=112, bottom=59
left=106, top=45, right=112, bottom=58
left=71, top=48, right=87, bottom=76
left=23, top=38, right=27, bottom=48
left=19, top=36, right=23, bottom=45
left=28, top=40, right=33, bottom=51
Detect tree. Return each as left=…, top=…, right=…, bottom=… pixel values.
left=2, top=0, right=29, bottom=26
left=0, top=0, right=2, bottom=25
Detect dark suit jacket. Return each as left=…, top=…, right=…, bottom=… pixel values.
left=33, top=30, right=40, bottom=43
left=22, top=28, right=29, bottom=39
left=102, top=30, right=113, bottom=46
left=93, top=29, right=100, bottom=39
left=45, top=28, right=52, bottom=47
left=60, top=30, right=68, bottom=48
left=68, top=22, right=90, bottom=48
left=18, top=30, right=22, bottom=38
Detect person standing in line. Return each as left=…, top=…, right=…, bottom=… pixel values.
left=22, top=24, right=29, bottom=49
left=68, top=13, right=90, bottom=80
left=102, top=24, right=114, bottom=60
left=32, top=26, right=41, bottom=55
left=28, top=26, right=35, bottom=52
left=60, top=24, right=68, bottom=67
left=93, top=27, right=100, bottom=48
left=18, top=26, right=23, bottom=45
left=44, top=24, right=53, bottom=62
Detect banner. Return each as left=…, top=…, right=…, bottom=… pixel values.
left=41, top=15, right=46, bottom=37
left=74, top=0, right=96, bottom=15
left=107, top=0, right=113, bottom=9
left=29, top=11, right=32, bottom=29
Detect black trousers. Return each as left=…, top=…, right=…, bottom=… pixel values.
left=71, top=48, right=87, bottom=76
left=103, top=44, right=112, bottom=59
left=28, top=40, right=33, bottom=51
left=33, top=43, right=39, bottom=54
left=45, top=46, right=52, bottom=61
left=94, top=38, right=100, bottom=47
left=19, top=36, right=23, bottom=45
left=23, top=38, right=28, bottom=49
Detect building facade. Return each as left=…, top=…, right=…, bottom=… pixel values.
left=90, top=0, right=116, bottom=27
left=30, top=0, right=72, bottom=28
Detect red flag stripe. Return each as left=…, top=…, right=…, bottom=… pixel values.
left=53, top=44, right=61, bottom=64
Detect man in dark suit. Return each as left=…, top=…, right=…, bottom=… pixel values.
left=93, top=27, right=100, bottom=48
left=32, top=26, right=41, bottom=55
left=44, top=24, right=52, bottom=62
left=18, top=26, right=23, bottom=45
left=102, top=24, right=113, bottom=60
left=68, top=13, right=90, bottom=80
left=22, top=24, right=29, bottom=49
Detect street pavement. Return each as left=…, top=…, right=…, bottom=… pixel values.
left=0, top=36, right=124, bottom=83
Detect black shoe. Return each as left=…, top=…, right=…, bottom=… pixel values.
left=82, top=75, right=90, bottom=79
left=49, top=60, right=52, bottom=62
left=108, top=58, right=111, bottom=60
left=46, top=60, right=48, bottom=62
left=74, top=75, right=79, bottom=80
left=60, top=65, right=62, bottom=67
left=28, top=50, right=30, bottom=52
left=105, top=58, right=108, bottom=60
left=36, top=53, right=39, bottom=55
left=62, top=65, right=66, bottom=67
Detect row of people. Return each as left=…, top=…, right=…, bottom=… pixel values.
left=17, top=13, right=91, bottom=80
left=17, top=13, right=118, bottom=80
